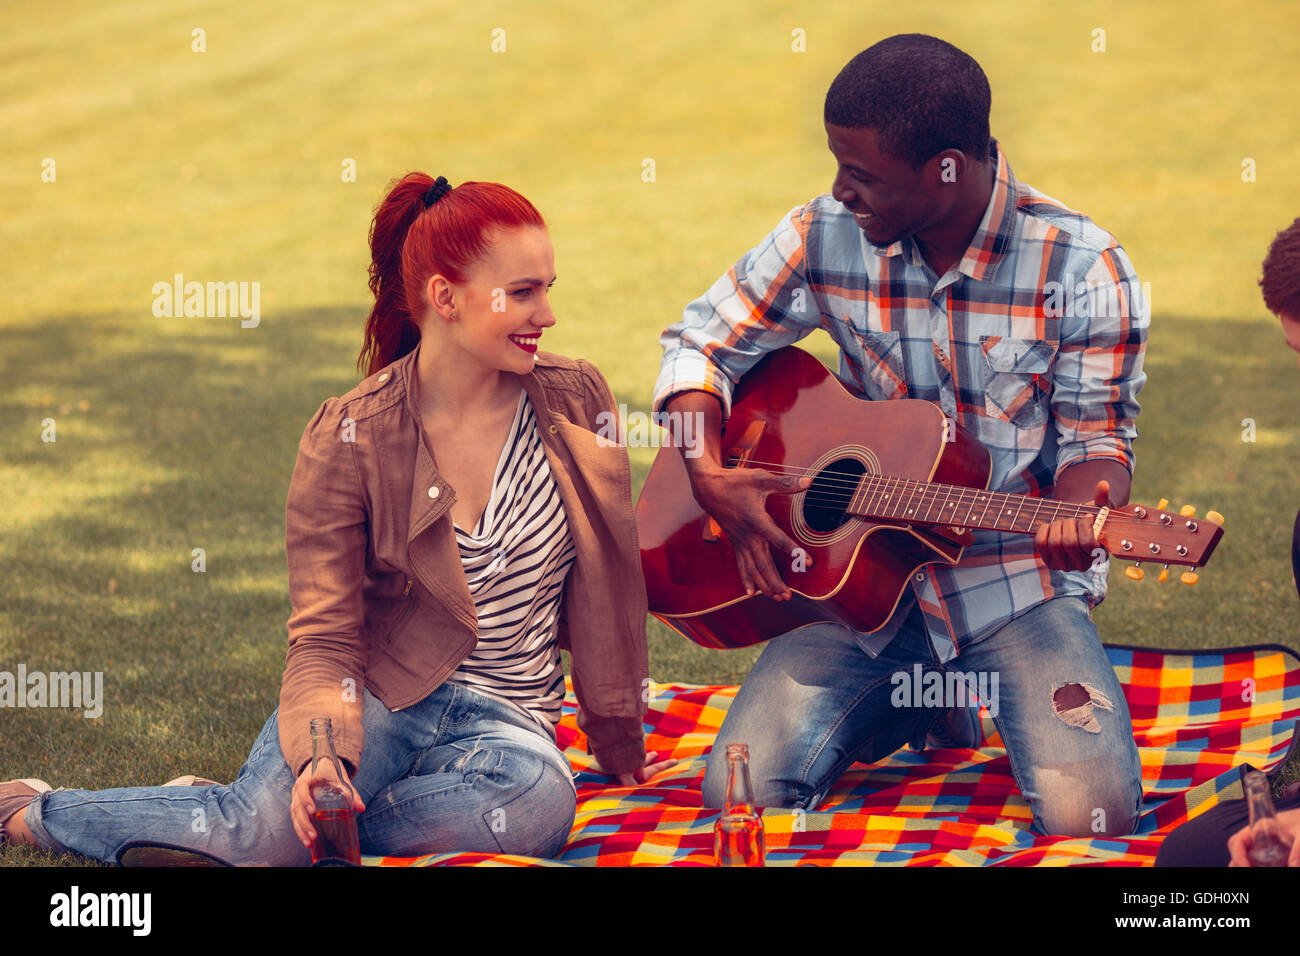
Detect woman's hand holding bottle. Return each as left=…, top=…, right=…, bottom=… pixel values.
left=290, top=750, right=366, bottom=851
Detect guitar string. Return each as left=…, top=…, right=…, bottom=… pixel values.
left=704, top=467, right=1180, bottom=560
left=731, top=458, right=1095, bottom=508
left=738, top=480, right=1160, bottom=539
left=684, top=459, right=1189, bottom=562
left=752, top=475, right=1097, bottom=518
left=721, top=458, right=1101, bottom=526
left=706, top=446, right=1173, bottom=537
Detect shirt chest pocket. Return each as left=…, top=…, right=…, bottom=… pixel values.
left=979, top=336, right=1056, bottom=427
left=844, top=328, right=908, bottom=401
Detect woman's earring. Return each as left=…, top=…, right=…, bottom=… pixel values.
left=449, top=310, right=458, bottom=322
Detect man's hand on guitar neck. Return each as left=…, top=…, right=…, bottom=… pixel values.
left=664, top=391, right=813, bottom=601
left=1033, top=460, right=1132, bottom=572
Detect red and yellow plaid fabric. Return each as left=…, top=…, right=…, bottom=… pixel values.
left=372, top=643, right=1299, bottom=866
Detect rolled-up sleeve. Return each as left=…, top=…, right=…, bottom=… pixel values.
left=652, top=202, right=824, bottom=423
left=576, top=704, right=646, bottom=777
left=279, top=398, right=369, bottom=779
left=1051, top=245, right=1148, bottom=480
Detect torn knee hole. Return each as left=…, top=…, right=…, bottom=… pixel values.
left=1051, top=682, right=1115, bottom=734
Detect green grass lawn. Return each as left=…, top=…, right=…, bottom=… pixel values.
left=2, top=0, right=1298, bottom=865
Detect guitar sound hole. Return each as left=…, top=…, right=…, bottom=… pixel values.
left=802, top=458, right=867, bottom=533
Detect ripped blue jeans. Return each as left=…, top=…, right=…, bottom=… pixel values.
left=701, top=595, right=1143, bottom=837
left=24, top=681, right=578, bottom=864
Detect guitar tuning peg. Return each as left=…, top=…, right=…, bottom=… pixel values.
left=1125, top=564, right=1144, bottom=581
left=1179, top=505, right=1196, bottom=518
left=1156, top=498, right=1169, bottom=511
left=1206, top=510, right=1224, bottom=525
left=1180, top=570, right=1200, bottom=586
left=1157, top=565, right=1170, bottom=582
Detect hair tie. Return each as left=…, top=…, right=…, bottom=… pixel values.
left=422, top=176, right=452, bottom=208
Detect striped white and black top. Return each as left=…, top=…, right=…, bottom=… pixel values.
left=447, top=389, right=576, bottom=736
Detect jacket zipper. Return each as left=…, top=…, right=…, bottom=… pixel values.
left=384, top=577, right=416, bottom=644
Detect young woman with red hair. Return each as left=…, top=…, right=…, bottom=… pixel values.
left=1, top=174, right=670, bottom=864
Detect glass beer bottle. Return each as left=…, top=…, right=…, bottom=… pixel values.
left=714, top=742, right=765, bottom=866
left=308, top=716, right=361, bottom=865
left=1243, top=769, right=1292, bottom=867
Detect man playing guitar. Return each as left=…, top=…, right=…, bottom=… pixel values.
left=653, top=34, right=1148, bottom=836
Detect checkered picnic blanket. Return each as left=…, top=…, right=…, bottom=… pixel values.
left=370, top=643, right=1300, bottom=866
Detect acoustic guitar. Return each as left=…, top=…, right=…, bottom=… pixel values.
left=636, top=346, right=1223, bottom=649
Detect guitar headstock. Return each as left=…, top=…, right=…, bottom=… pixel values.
left=1099, top=499, right=1224, bottom=585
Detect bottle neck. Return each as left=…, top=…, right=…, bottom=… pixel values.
left=309, top=716, right=332, bottom=777
left=1244, top=771, right=1277, bottom=824
left=723, top=752, right=757, bottom=814
left=307, top=717, right=354, bottom=800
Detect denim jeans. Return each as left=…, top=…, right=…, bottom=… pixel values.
left=701, top=595, right=1143, bottom=837
left=25, top=681, right=578, bottom=864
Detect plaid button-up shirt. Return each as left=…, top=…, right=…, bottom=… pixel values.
left=652, top=139, right=1148, bottom=662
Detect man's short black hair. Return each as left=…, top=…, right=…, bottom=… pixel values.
left=824, top=34, right=992, bottom=169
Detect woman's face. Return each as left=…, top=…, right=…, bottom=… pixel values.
left=426, top=225, right=557, bottom=376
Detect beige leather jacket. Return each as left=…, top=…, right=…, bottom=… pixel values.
left=279, top=343, right=649, bottom=778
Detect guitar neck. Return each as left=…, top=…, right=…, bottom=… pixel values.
left=847, top=475, right=1098, bottom=536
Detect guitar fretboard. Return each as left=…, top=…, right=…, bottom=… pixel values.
left=847, top=475, right=1099, bottom=535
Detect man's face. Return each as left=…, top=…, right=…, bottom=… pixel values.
left=1281, top=312, right=1300, bottom=370
left=826, top=122, right=942, bottom=249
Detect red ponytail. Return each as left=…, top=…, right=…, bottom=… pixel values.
left=357, top=173, right=546, bottom=377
